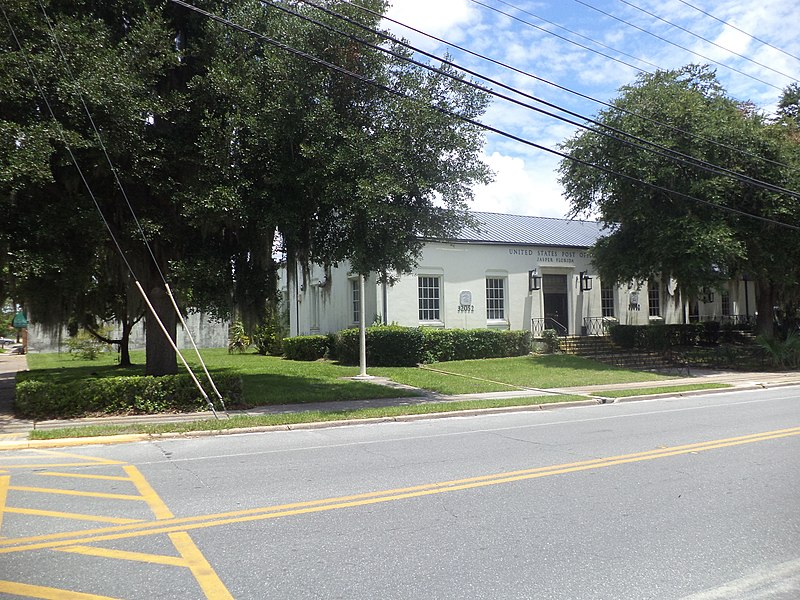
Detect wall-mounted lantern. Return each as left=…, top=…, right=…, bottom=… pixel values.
left=528, top=269, right=542, bottom=291
left=579, top=271, right=593, bottom=292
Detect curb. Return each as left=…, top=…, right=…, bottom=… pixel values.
left=0, top=398, right=605, bottom=451
left=2, top=381, right=799, bottom=451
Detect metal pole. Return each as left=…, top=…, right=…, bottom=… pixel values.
left=358, top=274, right=367, bottom=377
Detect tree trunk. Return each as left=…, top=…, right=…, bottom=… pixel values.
left=145, top=284, right=178, bottom=375
left=119, top=318, right=133, bottom=367
left=755, top=280, right=776, bottom=338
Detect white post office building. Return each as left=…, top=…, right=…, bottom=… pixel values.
left=288, top=212, right=754, bottom=337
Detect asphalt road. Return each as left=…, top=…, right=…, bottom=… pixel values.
left=1, top=386, right=799, bottom=599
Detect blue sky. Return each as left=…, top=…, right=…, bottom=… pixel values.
left=383, top=0, right=800, bottom=218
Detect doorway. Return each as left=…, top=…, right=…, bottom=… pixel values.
left=543, top=274, right=569, bottom=335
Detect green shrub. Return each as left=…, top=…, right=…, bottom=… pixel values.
left=609, top=324, right=638, bottom=348
left=335, top=326, right=423, bottom=367
left=65, top=328, right=112, bottom=360
left=282, top=335, right=329, bottom=361
left=540, top=329, right=560, bottom=354
left=15, top=373, right=242, bottom=420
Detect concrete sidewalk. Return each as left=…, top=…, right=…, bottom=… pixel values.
left=1, top=353, right=799, bottom=444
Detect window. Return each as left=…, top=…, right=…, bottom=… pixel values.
left=486, top=277, right=505, bottom=320
left=601, top=282, right=615, bottom=318
left=351, top=279, right=360, bottom=324
left=418, top=276, right=441, bottom=321
left=648, top=280, right=661, bottom=317
left=721, top=290, right=731, bottom=317
left=310, top=286, right=320, bottom=331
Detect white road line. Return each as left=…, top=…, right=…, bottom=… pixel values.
left=132, top=390, right=800, bottom=465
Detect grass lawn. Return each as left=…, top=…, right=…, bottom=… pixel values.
left=591, top=383, right=731, bottom=398
left=25, top=350, right=675, bottom=407
left=372, top=354, right=673, bottom=394
left=28, top=394, right=588, bottom=440
left=24, top=350, right=416, bottom=406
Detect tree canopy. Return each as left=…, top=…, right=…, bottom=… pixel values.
left=0, top=0, right=491, bottom=372
left=558, top=65, right=800, bottom=335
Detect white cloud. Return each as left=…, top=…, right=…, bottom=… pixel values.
left=384, top=0, right=477, bottom=46
left=471, top=151, right=569, bottom=218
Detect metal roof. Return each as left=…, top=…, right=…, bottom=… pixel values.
left=445, top=211, right=606, bottom=248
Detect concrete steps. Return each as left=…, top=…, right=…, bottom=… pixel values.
left=560, top=336, right=682, bottom=372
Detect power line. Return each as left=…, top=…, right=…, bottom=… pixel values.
left=466, top=0, right=653, bottom=75
left=3, top=3, right=224, bottom=415
left=614, top=0, right=797, bottom=83
left=167, top=0, right=800, bottom=232
left=348, top=0, right=795, bottom=174
left=673, top=0, right=800, bottom=65
left=570, top=0, right=786, bottom=91
left=292, top=0, right=800, bottom=200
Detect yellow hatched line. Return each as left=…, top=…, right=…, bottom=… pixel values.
left=0, top=475, right=8, bottom=535
left=36, top=471, right=130, bottom=482
left=29, top=449, right=124, bottom=465
left=8, top=485, right=146, bottom=501
left=4, top=507, right=143, bottom=525
left=57, top=544, right=186, bottom=567
left=0, top=579, right=120, bottom=599
left=169, top=532, right=235, bottom=600
left=0, top=425, right=797, bottom=555
left=124, top=465, right=174, bottom=520
left=0, top=462, right=122, bottom=470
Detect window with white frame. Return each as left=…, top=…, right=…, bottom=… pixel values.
left=648, top=280, right=661, bottom=317
left=486, top=277, right=505, bottom=320
left=418, top=276, right=441, bottom=322
left=351, top=279, right=360, bottom=324
left=721, top=290, right=731, bottom=316
left=601, top=282, right=615, bottom=317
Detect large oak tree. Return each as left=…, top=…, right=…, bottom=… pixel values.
left=1, top=0, right=490, bottom=373
left=558, top=65, right=800, bottom=336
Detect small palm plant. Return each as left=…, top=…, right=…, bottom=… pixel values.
left=227, top=321, right=250, bottom=354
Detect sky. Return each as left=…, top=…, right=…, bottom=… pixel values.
left=383, top=0, right=800, bottom=218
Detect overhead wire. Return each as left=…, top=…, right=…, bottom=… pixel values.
left=474, top=0, right=661, bottom=73
left=569, top=0, right=786, bottom=91
left=673, top=0, right=800, bottom=65
left=346, top=0, right=796, bottom=174
left=3, top=3, right=224, bottom=417
left=613, top=0, right=797, bottom=83
left=167, top=0, right=800, bottom=232
left=288, top=0, right=800, bottom=200
left=466, top=0, right=654, bottom=75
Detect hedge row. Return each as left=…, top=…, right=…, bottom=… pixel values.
left=608, top=322, right=742, bottom=351
left=15, top=373, right=242, bottom=420
left=282, top=335, right=329, bottom=361
left=285, top=326, right=533, bottom=367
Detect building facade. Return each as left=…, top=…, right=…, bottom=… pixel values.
left=288, top=212, right=754, bottom=337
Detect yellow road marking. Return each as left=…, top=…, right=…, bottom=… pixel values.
left=4, top=507, right=143, bottom=524
left=1, top=425, right=797, bottom=555
left=8, top=485, right=146, bottom=501
left=36, top=471, right=130, bottom=482
left=29, top=449, right=124, bottom=465
left=169, top=532, right=235, bottom=600
left=0, top=475, right=8, bottom=535
left=0, top=462, right=124, bottom=469
left=57, top=544, right=186, bottom=567
left=0, top=579, right=120, bottom=599
left=124, top=465, right=174, bottom=520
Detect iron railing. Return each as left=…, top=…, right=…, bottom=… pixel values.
left=531, top=318, right=568, bottom=336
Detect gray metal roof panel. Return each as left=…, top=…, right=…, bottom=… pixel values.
left=448, top=211, right=606, bottom=248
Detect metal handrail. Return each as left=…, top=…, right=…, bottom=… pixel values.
left=531, top=318, right=568, bottom=336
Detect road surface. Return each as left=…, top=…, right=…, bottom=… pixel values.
left=1, top=386, right=799, bottom=598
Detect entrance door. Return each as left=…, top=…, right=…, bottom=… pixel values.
left=543, top=274, right=569, bottom=335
